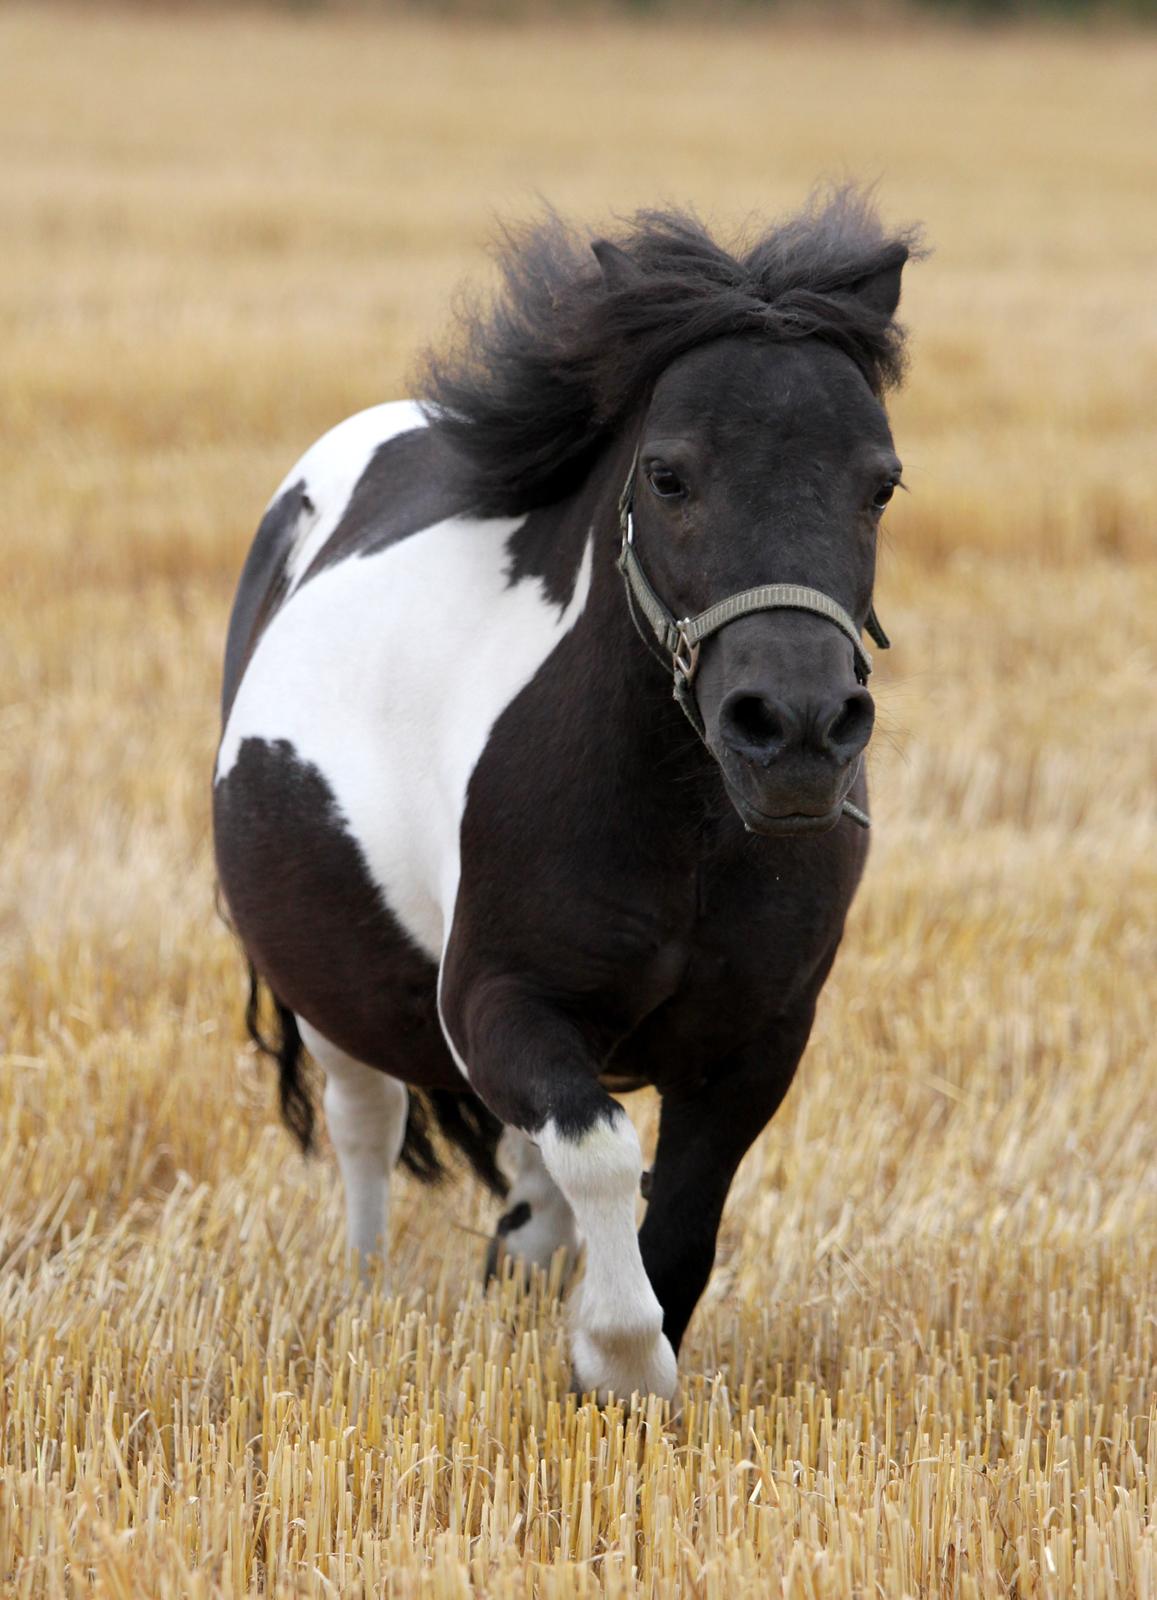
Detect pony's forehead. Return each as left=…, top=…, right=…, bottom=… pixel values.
left=646, top=337, right=894, bottom=447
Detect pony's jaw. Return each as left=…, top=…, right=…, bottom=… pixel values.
left=721, top=778, right=847, bottom=837
left=713, top=746, right=862, bottom=837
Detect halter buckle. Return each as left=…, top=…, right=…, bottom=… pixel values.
left=673, top=623, right=700, bottom=685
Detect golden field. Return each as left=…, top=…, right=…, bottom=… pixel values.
left=1, top=6, right=1155, bottom=1595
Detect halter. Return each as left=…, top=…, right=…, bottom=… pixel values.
left=615, top=450, right=891, bottom=830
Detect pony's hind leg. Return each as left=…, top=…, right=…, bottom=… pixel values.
left=297, top=1018, right=408, bottom=1271
left=486, top=1126, right=579, bottom=1282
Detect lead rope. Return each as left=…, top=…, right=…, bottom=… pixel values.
left=615, top=448, right=889, bottom=830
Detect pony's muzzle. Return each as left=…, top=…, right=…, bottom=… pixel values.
left=718, top=685, right=874, bottom=769
left=711, top=660, right=875, bottom=834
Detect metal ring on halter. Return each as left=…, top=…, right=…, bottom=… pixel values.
left=672, top=624, right=700, bottom=685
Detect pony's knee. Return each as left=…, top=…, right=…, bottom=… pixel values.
left=539, top=1107, right=644, bottom=1208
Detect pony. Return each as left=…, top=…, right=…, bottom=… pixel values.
left=213, top=190, right=918, bottom=1400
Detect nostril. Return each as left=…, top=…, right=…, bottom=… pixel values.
left=722, top=693, right=787, bottom=757
left=823, top=692, right=875, bottom=760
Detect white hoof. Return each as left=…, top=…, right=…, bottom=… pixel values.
left=570, top=1325, right=678, bottom=1403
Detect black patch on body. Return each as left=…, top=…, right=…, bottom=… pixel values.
left=214, top=736, right=504, bottom=1192
left=215, top=737, right=458, bottom=1082
left=504, top=501, right=591, bottom=610
left=221, top=481, right=310, bottom=720
left=432, top=436, right=872, bottom=1346
left=441, top=471, right=869, bottom=1116
left=301, top=427, right=463, bottom=585
left=496, top=1201, right=532, bottom=1236
left=222, top=430, right=466, bottom=727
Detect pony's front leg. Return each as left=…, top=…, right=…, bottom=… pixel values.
left=541, top=1113, right=678, bottom=1401
left=638, top=1009, right=816, bottom=1354
left=453, top=980, right=676, bottom=1402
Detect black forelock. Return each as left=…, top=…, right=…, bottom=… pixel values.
left=415, top=188, right=923, bottom=517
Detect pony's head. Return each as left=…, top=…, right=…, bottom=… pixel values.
left=421, top=191, right=920, bottom=834
left=621, top=308, right=902, bottom=834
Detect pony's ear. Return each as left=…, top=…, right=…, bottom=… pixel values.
left=591, top=238, right=642, bottom=293
left=847, top=244, right=909, bottom=318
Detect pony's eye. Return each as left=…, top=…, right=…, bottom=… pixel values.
left=872, top=482, right=896, bottom=510
left=647, top=465, right=685, bottom=499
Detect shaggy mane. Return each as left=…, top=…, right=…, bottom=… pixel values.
left=416, top=189, right=922, bottom=517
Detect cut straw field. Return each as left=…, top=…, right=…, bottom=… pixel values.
left=1, top=6, right=1155, bottom=1596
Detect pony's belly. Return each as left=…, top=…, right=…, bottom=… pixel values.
left=215, top=504, right=594, bottom=1005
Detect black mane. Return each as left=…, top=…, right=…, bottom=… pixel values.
left=417, top=189, right=921, bottom=517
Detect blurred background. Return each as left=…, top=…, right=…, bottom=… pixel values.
left=1, top=4, right=1154, bottom=1595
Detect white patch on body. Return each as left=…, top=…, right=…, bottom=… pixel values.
left=299, top=1019, right=409, bottom=1270
left=270, top=399, right=427, bottom=594
left=538, top=1115, right=678, bottom=1401
left=217, top=404, right=594, bottom=1042
left=493, top=1126, right=579, bottom=1273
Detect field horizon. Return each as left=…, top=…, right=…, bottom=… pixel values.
left=1, top=6, right=1155, bottom=1595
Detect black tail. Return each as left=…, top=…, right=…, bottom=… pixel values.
left=245, top=964, right=316, bottom=1152
left=244, top=963, right=507, bottom=1196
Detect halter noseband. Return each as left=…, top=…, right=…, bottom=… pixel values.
left=615, top=450, right=891, bottom=830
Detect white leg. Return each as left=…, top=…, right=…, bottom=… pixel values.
left=488, top=1126, right=579, bottom=1278
left=539, top=1112, right=677, bottom=1402
left=298, top=1019, right=408, bottom=1268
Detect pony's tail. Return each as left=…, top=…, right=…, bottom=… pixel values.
left=244, top=963, right=507, bottom=1197
left=245, top=963, right=315, bottom=1151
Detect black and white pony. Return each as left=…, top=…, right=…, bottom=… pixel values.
left=213, top=192, right=918, bottom=1401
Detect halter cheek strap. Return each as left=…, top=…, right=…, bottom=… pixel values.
left=615, top=454, right=890, bottom=830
